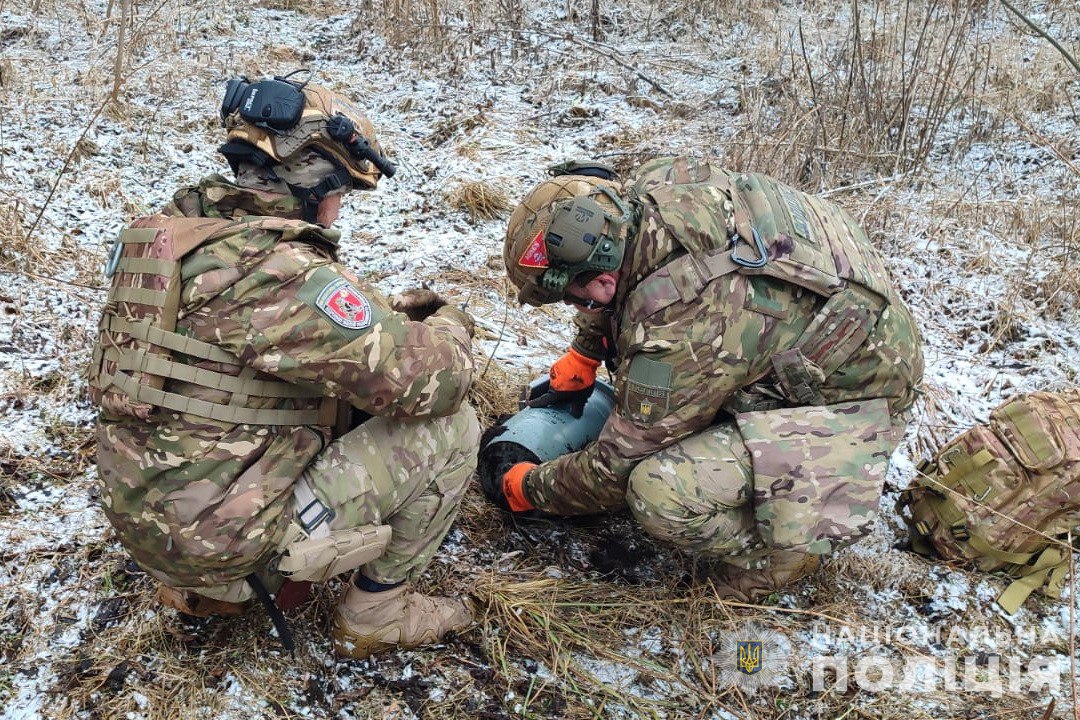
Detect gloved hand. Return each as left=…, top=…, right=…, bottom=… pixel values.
left=527, top=348, right=601, bottom=418
left=390, top=287, right=447, bottom=321
left=391, top=288, right=475, bottom=338
left=499, top=462, right=536, bottom=513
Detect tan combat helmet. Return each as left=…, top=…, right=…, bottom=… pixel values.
left=504, top=162, right=631, bottom=306
left=218, top=71, right=396, bottom=221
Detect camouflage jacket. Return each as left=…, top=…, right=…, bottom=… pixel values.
left=525, top=157, right=923, bottom=515
left=95, top=176, right=474, bottom=588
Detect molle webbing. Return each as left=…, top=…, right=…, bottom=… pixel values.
left=897, top=390, right=1080, bottom=614
left=631, top=165, right=891, bottom=414
left=90, top=215, right=334, bottom=425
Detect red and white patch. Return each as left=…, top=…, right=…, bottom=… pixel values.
left=315, top=278, right=372, bottom=330
left=517, top=230, right=550, bottom=268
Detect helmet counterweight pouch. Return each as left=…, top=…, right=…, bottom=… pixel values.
left=548, top=160, right=618, bottom=181
left=220, top=76, right=306, bottom=135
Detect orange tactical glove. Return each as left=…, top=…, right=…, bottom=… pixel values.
left=502, top=462, right=537, bottom=513
left=527, top=348, right=601, bottom=418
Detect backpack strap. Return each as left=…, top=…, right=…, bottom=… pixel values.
left=991, top=545, right=1069, bottom=614
left=894, top=489, right=939, bottom=557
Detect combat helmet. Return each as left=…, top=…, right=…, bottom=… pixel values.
left=218, top=71, right=396, bottom=222
left=504, top=161, right=631, bottom=306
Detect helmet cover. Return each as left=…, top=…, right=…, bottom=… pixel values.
left=221, top=78, right=385, bottom=191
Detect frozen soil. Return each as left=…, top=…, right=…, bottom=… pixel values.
left=1, top=0, right=1079, bottom=718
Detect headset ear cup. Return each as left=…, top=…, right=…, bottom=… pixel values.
left=220, top=77, right=251, bottom=122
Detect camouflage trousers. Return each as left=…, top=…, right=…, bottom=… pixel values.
left=626, top=399, right=902, bottom=568
left=299, top=404, right=480, bottom=584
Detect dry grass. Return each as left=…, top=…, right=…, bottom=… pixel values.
left=448, top=180, right=512, bottom=223
left=3, top=0, right=1079, bottom=718
left=709, top=0, right=1006, bottom=191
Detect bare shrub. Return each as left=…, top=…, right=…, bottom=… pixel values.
left=0, top=197, right=35, bottom=273
left=728, top=0, right=993, bottom=189
left=351, top=0, right=529, bottom=67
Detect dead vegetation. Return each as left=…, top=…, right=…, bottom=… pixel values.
left=447, top=180, right=512, bottom=223
left=1, top=0, right=1078, bottom=718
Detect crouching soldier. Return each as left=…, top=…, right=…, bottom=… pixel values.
left=489, top=158, right=923, bottom=601
left=88, top=73, right=479, bottom=657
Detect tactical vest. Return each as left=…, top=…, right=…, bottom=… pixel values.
left=626, top=157, right=898, bottom=410
left=89, top=214, right=338, bottom=426
left=898, top=390, right=1080, bottom=614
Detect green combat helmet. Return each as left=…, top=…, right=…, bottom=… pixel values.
left=503, top=162, right=631, bottom=306
left=218, top=71, right=396, bottom=221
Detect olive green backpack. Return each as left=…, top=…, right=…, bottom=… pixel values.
left=897, top=390, right=1080, bottom=614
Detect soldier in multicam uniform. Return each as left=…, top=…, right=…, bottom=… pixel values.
left=88, top=74, right=480, bottom=657
left=490, top=158, right=924, bottom=600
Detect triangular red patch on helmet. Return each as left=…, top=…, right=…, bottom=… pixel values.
left=518, top=230, right=549, bottom=269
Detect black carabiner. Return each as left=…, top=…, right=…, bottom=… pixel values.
left=730, top=226, right=768, bottom=269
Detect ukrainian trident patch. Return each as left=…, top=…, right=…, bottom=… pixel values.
left=737, top=640, right=763, bottom=675
left=315, top=278, right=372, bottom=330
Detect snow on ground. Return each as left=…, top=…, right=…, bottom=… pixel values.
left=1, top=0, right=1079, bottom=718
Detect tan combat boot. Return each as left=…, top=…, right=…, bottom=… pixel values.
left=332, top=583, right=473, bottom=659
left=709, top=551, right=822, bottom=603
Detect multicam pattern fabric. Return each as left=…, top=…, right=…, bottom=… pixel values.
left=522, top=157, right=923, bottom=559
left=625, top=420, right=762, bottom=561
left=302, top=405, right=480, bottom=584
left=737, top=399, right=897, bottom=555
left=94, top=176, right=474, bottom=590
left=235, top=150, right=347, bottom=196
left=900, top=390, right=1080, bottom=612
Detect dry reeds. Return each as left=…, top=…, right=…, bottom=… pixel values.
left=727, top=0, right=994, bottom=189
left=448, top=180, right=511, bottom=223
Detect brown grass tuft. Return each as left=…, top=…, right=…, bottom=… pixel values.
left=447, top=180, right=511, bottom=223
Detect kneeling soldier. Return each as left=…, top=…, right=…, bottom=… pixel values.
left=89, top=73, right=479, bottom=657
left=492, top=158, right=923, bottom=600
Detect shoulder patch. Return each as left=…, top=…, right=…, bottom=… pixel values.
left=316, top=277, right=372, bottom=330
left=623, top=354, right=674, bottom=425
left=298, top=266, right=385, bottom=337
